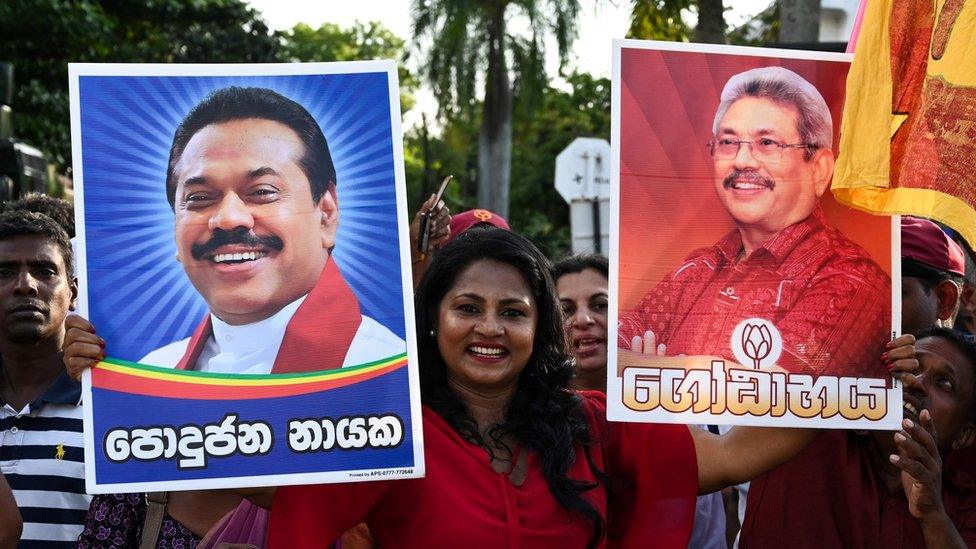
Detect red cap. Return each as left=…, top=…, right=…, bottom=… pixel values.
left=901, top=216, right=966, bottom=276
left=448, top=209, right=510, bottom=242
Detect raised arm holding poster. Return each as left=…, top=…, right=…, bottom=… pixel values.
left=608, top=40, right=901, bottom=429
left=68, top=62, right=424, bottom=493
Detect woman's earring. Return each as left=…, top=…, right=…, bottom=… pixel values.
left=429, top=329, right=436, bottom=337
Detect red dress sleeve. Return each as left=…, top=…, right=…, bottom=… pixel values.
left=580, top=392, right=698, bottom=548
left=268, top=479, right=390, bottom=548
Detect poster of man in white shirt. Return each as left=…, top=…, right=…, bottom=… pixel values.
left=69, top=62, right=423, bottom=492
left=136, top=84, right=404, bottom=375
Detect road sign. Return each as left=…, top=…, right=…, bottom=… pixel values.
left=554, top=138, right=611, bottom=254
left=555, top=137, right=611, bottom=202
left=569, top=200, right=609, bottom=254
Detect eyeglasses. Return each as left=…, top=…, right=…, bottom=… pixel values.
left=708, top=137, right=815, bottom=163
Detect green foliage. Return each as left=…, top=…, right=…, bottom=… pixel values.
left=404, top=71, right=610, bottom=257
left=412, top=0, right=581, bottom=120
left=0, top=0, right=279, bottom=172
left=403, top=113, right=479, bottom=213
left=628, top=0, right=777, bottom=45
left=0, top=2, right=420, bottom=175
left=628, top=0, right=694, bottom=41
left=510, top=72, right=610, bottom=256
left=726, top=3, right=779, bottom=46
left=280, top=21, right=417, bottom=112
left=281, top=21, right=400, bottom=62
left=411, top=0, right=584, bottom=218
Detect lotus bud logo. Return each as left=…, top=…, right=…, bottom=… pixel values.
left=741, top=323, right=773, bottom=369
left=731, top=318, right=783, bottom=370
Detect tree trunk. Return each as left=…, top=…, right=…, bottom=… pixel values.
left=779, top=0, right=821, bottom=43
left=477, top=2, right=513, bottom=219
left=421, top=112, right=432, bottom=199
left=694, top=0, right=725, bottom=44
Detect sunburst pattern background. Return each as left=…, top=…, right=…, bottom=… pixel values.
left=76, top=72, right=406, bottom=361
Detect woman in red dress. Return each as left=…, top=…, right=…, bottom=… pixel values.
left=268, top=228, right=861, bottom=548
left=270, top=228, right=696, bottom=547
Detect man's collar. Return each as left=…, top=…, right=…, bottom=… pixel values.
left=761, top=208, right=826, bottom=261
left=210, top=293, right=307, bottom=356
left=0, top=356, right=82, bottom=409
left=175, top=257, right=362, bottom=373
left=1, top=369, right=82, bottom=412
left=715, top=208, right=826, bottom=264
left=38, top=370, right=82, bottom=406
left=715, top=231, right=745, bottom=263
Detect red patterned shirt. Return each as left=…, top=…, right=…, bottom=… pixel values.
left=618, top=210, right=890, bottom=376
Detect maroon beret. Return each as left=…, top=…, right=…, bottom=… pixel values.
left=447, top=209, right=510, bottom=243
left=901, top=216, right=966, bottom=276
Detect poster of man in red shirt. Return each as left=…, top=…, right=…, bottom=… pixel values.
left=609, top=41, right=901, bottom=429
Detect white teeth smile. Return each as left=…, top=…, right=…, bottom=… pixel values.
left=904, top=402, right=919, bottom=416
left=732, top=181, right=767, bottom=190
left=469, top=346, right=505, bottom=356
left=212, top=251, right=267, bottom=264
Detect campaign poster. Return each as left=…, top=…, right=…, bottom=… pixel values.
left=68, top=62, right=424, bottom=492
left=608, top=41, right=901, bottom=429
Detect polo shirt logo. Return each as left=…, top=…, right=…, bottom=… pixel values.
left=731, top=318, right=783, bottom=370
left=55, top=443, right=65, bottom=460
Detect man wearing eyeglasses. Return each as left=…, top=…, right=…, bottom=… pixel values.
left=618, top=66, right=889, bottom=378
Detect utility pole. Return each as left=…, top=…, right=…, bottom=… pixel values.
left=779, top=0, right=821, bottom=43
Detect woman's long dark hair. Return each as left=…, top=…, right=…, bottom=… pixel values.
left=416, top=227, right=609, bottom=546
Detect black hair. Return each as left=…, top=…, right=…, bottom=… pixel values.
left=915, top=326, right=976, bottom=421
left=165, top=87, right=336, bottom=210
left=552, top=254, right=609, bottom=282
left=944, top=227, right=976, bottom=286
left=415, top=227, right=609, bottom=547
left=0, top=210, right=73, bottom=276
left=903, top=258, right=964, bottom=292
left=3, top=193, right=75, bottom=238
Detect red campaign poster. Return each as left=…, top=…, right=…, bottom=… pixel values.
left=608, top=41, right=900, bottom=429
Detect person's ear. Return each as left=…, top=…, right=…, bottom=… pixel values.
left=811, top=148, right=835, bottom=198
left=952, top=421, right=975, bottom=451
left=319, top=185, right=339, bottom=251
left=68, top=276, right=78, bottom=312
left=936, top=279, right=961, bottom=322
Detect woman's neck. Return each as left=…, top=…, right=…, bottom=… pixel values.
left=448, top=378, right=526, bottom=479
left=448, top=377, right=517, bottom=433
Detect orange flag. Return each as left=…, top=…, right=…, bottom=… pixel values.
left=833, top=0, right=976, bottom=249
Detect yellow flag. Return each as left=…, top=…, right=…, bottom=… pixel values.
left=833, top=0, right=976, bottom=249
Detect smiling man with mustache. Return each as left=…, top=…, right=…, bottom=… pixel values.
left=139, top=87, right=404, bottom=375
left=618, top=66, right=889, bottom=378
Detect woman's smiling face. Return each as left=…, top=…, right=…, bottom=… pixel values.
left=436, top=259, right=538, bottom=394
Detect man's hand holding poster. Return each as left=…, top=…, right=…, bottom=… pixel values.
left=608, top=41, right=902, bottom=429
left=68, top=62, right=424, bottom=492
